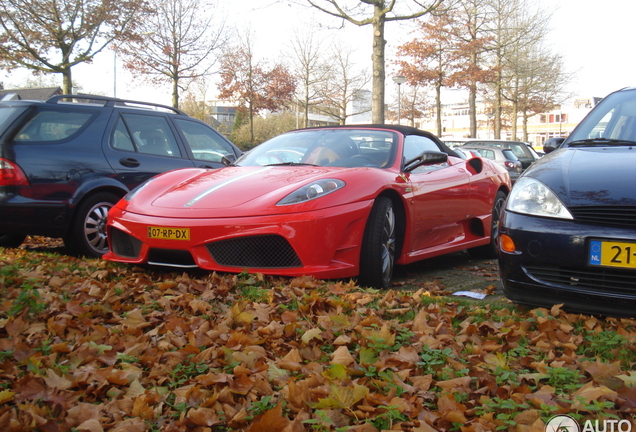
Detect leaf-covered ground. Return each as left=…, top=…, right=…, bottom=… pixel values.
left=1, top=243, right=636, bottom=432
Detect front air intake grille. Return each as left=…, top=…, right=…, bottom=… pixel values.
left=147, top=248, right=197, bottom=268
left=569, top=206, right=636, bottom=230
left=206, top=235, right=302, bottom=268
left=525, top=264, right=636, bottom=296
left=110, top=228, right=142, bottom=258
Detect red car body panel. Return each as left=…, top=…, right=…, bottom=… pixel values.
left=103, top=125, right=510, bottom=281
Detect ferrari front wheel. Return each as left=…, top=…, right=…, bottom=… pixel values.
left=359, top=197, right=396, bottom=289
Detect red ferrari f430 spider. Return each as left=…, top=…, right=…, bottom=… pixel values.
left=103, top=125, right=510, bottom=288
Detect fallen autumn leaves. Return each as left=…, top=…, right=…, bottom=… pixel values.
left=1, top=246, right=636, bottom=432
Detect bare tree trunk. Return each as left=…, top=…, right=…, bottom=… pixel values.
left=371, top=6, right=386, bottom=124
left=468, top=83, right=477, bottom=137
left=435, top=83, right=442, bottom=136
left=249, top=102, right=255, bottom=145
left=494, top=65, right=502, bottom=139
left=62, top=69, right=73, bottom=94
left=511, top=98, right=518, bottom=140
left=304, top=83, right=310, bottom=128
left=172, top=77, right=179, bottom=109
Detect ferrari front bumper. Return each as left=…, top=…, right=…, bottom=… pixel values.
left=103, top=200, right=374, bottom=280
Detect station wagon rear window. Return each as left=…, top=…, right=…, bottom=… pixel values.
left=14, top=109, right=96, bottom=142
left=0, top=106, right=28, bottom=135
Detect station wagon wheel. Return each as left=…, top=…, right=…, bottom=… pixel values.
left=64, top=192, right=120, bottom=257
left=469, top=190, right=507, bottom=258
left=359, top=197, right=396, bottom=289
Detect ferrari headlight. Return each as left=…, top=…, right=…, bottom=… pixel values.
left=277, top=179, right=345, bottom=206
left=506, top=177, right=573, bottom=219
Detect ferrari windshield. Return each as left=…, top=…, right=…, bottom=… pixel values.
left=235, top=129, right=398, bottom=168
left=567, top=89, right=636, bottom=146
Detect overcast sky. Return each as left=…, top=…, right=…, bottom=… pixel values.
left=3, top=0, right=633, bottom=105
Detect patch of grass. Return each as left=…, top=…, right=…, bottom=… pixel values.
left=544, top=366, right=584, bottom=395
left=369, top=404, right=408, bottom=431
left=418, top=346, right=456, bottom=378
left=578, top=330, right=636, bottom=366
left=169, top=354, right=209, bottom=388
left=8, top=283, right=47, bottom=317
left=239, top=285, right=270, bottom=303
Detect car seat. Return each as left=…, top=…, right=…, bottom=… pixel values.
left=140, top=130, right=170, bottom=156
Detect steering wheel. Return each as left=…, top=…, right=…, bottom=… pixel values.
left=351, top=154, right=377, bottom=166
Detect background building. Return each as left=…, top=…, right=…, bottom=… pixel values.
left=420, top=95, right=601, bottom=150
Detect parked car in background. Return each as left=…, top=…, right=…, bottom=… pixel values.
left=498, top=86, right=636, bottom=317
left=0, top=95, right=241, bottom=257
left=461, top=145, right=523, bottom=182
left=462, top=139, right=539, bottom=169
left=443, top=139, right=468, bottom=148
left=103, top=125, right=511, bottom=289
left=452, top=147, right=479, bottom=160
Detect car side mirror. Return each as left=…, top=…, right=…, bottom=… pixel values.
left=403, top=151, right=448, bottom=173
left=543, top=137, right=565, bottom=154
left=222, top=154, right=238, bottom=166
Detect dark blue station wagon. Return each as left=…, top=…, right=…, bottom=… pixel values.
left=0, top=95, right=241, bottom=257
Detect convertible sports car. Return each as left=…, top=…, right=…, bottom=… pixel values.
left=103, top=125, right=511, bottom=288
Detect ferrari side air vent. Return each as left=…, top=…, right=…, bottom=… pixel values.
left=110, top=228, right=142, bottom=258
left=206, top=235, right=302, bottom=268
left=467, top=157, right=483, bottom=174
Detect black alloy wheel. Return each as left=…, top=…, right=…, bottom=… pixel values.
left=359, top=197, right=396, bottom=289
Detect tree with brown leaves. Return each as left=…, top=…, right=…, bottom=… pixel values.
left=218, top=33, right=296, bottom=148
left=395, top=13, right=459, bottom=136
left=0, top=0, right=146, bottom=94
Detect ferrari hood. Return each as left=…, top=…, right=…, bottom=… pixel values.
left=124, top=166, right=356, bottom=218
left=156, top=166, right=335, bottom=208
left=526, top=147, right=636, bottom=207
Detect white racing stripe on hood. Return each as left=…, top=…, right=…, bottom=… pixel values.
left=184, top=166, right=273, bottom=207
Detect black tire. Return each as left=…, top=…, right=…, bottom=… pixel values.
left=64, top=192, right=120, bottom=257
left=0, top=233, right=27, bottom=248
left=468, top=190, right=507, bottom=259
left=358, top=197, right=396, bottom=289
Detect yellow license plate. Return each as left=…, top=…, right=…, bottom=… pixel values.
left=589, top=240, right=636, bottom=269
left=147, top=226, right=190, bottom=240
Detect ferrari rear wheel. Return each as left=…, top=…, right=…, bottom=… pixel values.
left=468, top=190, right=507, bottom=258
left=359, top=197, right=396, bottom=289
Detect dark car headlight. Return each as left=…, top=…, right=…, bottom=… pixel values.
left=277, top=179, right=345, bottom=206
left=506, top=177, right=573, bottom=219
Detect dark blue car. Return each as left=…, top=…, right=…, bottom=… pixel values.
left=498, top=87, right=636, bottom=317
left=0, top=95, right=241, bottom=257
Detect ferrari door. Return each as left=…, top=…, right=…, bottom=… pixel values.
left=402, top=135, right=471, bottom=253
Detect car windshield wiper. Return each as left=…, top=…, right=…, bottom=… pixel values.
left=264, top=162, right=318, bottom=166
left=568, top=138, right=636, bottom=147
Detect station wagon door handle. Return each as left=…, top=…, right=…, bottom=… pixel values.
left=119, top=157, right=140, bottom=168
